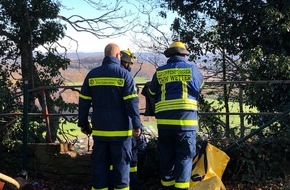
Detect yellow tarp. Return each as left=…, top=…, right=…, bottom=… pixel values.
left=190, top=142, right=230, bottom=190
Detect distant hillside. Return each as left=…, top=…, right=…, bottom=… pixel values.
left=66, top=51, right=218, bottom=70
left=62, top=54, right=156, bottom=84
left=63, top=51, right=216, bottom=84
left=66, top=51, right=167, bottom=64
left=66, top=52, right=103, bottom=60
left=63, top=52, right=156, bottom=82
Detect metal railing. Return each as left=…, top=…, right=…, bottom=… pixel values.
left=1, top=80, right=290, bottom=170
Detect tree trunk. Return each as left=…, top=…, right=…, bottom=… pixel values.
left=20, top=0, right=35, bottom=112
left=222, top=49, right=230, bottom=136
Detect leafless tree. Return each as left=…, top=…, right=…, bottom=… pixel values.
left=123, top=0, right=174, bottom=67
left=58, top=0, right=136, bottom=39
left=56, top=0, right=174, bottom=67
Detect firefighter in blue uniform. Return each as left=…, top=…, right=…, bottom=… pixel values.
left=78, top=43, right=141, bottom=190
left=148, top=41, right=204, bottom=190
left=120, top=49, right=147, bottom=189
left=130, top=126, right=147, bottom=189
left=120, top=49, right=135, bottom=73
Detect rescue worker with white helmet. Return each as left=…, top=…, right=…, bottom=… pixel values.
left=149, top=41, right=204, bottom=190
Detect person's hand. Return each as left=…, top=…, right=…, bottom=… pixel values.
left=133, top=128, right=141, bottom=138
left=81, top=124, right=92, bottom=135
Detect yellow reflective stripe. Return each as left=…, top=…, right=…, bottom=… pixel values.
left=155, top=99, right=197, bottom=113
left=161, top=84, right=166, bottom=101
left=111, top=165, right=137, bottom=173
left=123, top=93, right=138, bottom=100
left=157, top=68, right=191, bottom=77
left=155, top=104, right=197, bottom=113
left=157, top=119, right=198, bottom=126
left=110, top=165, right=137, bottom=172
left=92, top=130, right=132, bottom=137
left=130, top=166, right=137, bottom=172
left=114, top=187, right=129, bottom=190
left=88, top=77, right=125, bottom=87
left=161, top=179, right=175, bottom=187
left=148, top=88, right=155, bottom=95
left=157, top=68, right=192, bottom=84
left=156, top=99, right=197, bottom=108
left=91, top=187, right=108, bottom=190
left=175, top=181, right=190, bottom=189
left=182, top=81, right=187, bottom=99
left=79, top=93, right=92, bottom=100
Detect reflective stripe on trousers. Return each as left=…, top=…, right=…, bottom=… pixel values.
left=91, top=138, right=132, bottom=189
left=158, top=129, right=196, bottom=190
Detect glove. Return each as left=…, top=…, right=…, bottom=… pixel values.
left=133, top=128, right=141, bottom=138
left=81, top=124, right=92, bottom=135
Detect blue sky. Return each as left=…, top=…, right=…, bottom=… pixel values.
left=58, top=0, right=132, bottom=52
left=57, top=0, right=175, bottom=53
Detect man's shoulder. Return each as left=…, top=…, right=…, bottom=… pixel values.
left=86, top=67, right=101, bottom=76
left=118, top=67, right=132, bottom=77
left=182, top=61, right=199, bottom=69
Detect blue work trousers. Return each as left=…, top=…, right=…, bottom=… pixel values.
left=158, top=129, right=196, bottom=190
left=91, top=137, right=132, bottom=189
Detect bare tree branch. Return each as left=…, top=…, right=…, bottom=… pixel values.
left=125, top=0, right=173, bottom=67
left=58, top=0, right=136, bottom=39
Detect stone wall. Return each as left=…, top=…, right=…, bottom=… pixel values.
left=27, top=143, right=92, bottom=182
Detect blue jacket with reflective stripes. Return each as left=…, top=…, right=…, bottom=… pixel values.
left=78, top=56, right=141, bottom=141
left=149, top=56, right=204, bottom=130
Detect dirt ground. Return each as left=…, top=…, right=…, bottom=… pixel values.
left=3, top=176, right=289, bottom=190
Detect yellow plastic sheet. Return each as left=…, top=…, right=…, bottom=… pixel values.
left=190, top=142, right=230, bottom=190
